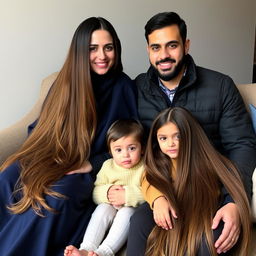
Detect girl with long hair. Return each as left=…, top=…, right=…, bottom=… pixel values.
left=143, top=107, right=251, bottom=256
left=0, top=17, right=137, bottom=256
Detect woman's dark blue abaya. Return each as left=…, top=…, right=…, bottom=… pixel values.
left=0, top=72, right=138, bottom=255
left=0, top=162, right=95, bottom=256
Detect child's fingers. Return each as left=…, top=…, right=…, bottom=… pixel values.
left=170, top=207, right=177, bottom=219
left=159, top=217, right=172, bottom=230
left=154, top=210, right=172, bottom=230
left=163, top=211, right=172, bottom=229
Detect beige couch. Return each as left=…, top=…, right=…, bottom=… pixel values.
left=0, top=74, right=255, bottom=254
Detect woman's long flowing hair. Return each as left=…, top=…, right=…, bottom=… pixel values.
left=145, top=107, right=251, bottom=256
left=0, top=17, right=123, bottom=216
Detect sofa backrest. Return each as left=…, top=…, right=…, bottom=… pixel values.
left=236, top=83, right=256, bottom=112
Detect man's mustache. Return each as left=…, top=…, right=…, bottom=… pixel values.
left=156, top=58, right=176, bottom=66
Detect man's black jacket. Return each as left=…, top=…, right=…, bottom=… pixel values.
left=136, top=55, right=256, bottom=198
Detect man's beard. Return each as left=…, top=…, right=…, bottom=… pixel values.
left=152, top=54, right=187, bottom=81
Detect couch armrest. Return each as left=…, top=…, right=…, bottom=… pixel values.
left=0, top=72, right=58, bottom=165
left=236, top=83, right=256, bottom=112
left=236, top=83, right=256, bottom=222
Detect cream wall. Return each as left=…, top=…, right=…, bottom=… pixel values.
left=0, top=0, right=255, bottom=129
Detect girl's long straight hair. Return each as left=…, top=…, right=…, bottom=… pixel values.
left=0, top=17, right=123, bottom=216
left=145, top=107, right=251, bottom=256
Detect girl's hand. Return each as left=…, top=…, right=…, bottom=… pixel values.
left=107, top=185, right=125, bottom=206
left=66, top=161, right=92, bottom=175
left=153, top=196, right=177, bottom=230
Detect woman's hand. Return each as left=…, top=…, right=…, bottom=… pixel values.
left=153, top=196, right=177, bottom=230
left=107, top=185, right=125, bottom=207
left=66, top=161, right=92, bottom=175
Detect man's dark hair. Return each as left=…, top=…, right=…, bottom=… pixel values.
left=145, top=12, right=187, bottom=44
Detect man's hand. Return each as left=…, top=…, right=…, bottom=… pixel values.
left=107, top=185, right=125, bottom=207
left=153, top=196, right=177, bottom=230
left=212, top=203, right=241, bottom=254
left=66, top=161, right=92, bottom=175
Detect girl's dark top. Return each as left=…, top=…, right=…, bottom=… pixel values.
left=0, top=71, right=138, bottom=256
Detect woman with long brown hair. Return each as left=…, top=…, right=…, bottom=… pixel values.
left=143, top=107, right=251, bottom=256
left=0, top=17, right=137, bottom=256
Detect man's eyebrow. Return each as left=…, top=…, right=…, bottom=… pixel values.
left=167, top=40, right=179, bottom=44
left=149, top=40, right=180, bottom=47
left=149, top=43, right=160, bottom=47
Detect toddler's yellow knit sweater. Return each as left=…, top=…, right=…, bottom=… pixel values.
left=93, top=159, right=145, bottom=207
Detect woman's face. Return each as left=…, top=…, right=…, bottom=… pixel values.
left=156, top=122, right=180, bottom=160
left=89, top=29, right=115, bottom=75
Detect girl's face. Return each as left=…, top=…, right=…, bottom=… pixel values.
left=157, top=122, right=180, bottom=160
left=89, top=29, right=115, bottom=75
left=110, top=134, right=142, bottom=169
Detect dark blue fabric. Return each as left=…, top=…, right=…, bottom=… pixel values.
left=89, top=72, right=138, bottom=178
left=0, top=162, right=95, bottom=256
left=0, top=72, right=138, bottom=256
